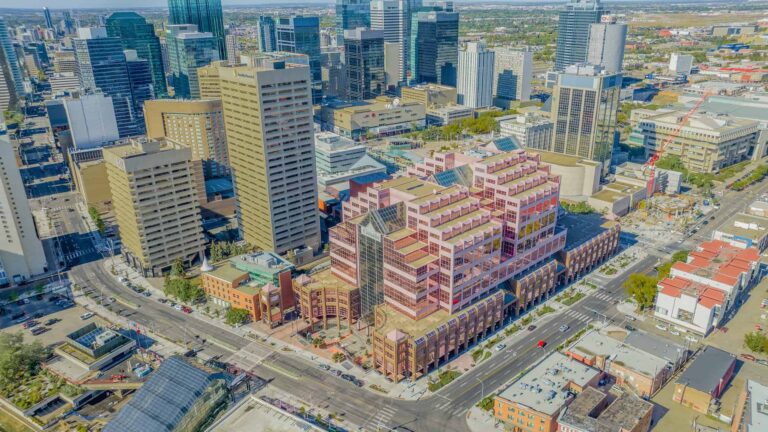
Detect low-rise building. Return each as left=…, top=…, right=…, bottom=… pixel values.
left=426, top=104, right=474, bottom=126
left=314, top=131, right=387, bottom=189
left=614, top=161, right=683, bottom=195
left=731, top=379, right=768, bottom=432
left=293, top=270, right=360, bottom=334
left=713, top=212, right=768, bottom=252
left=201, top=252, right=295, bottom=327
left=494, top=352, right=603, bottom=432
left=400, top=83, right=457, bottom=108
left=498, top=113, right=553, bottom=151
left=673, top=346, right=736, bottom=414
left=633, top=110, right=759, bottom=174
left=55, top=323, right=136, bottom=372
left=655, top=240, right=760, bottom=335
left=318, top=97, right=426, bottom=141
left=557, top=213, right=620, bottom=285
left=528, top=151, right=601, bottom=199
left=587, top=181, right=646, bottom=217
left=557, top=387, right=653, bottom=432
left=68, top=148, right=112, bottom=211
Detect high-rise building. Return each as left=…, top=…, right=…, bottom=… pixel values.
left=554, top=0, right=604, bottom=71
left=124, top=51, right=153, bottom=133
left=105, top=12, right=167, bottom=97
left=550, top=64, right=621, bottom=176
left=336, top=0, right=371, bottom=47
left=344, top=28, right=385, bottom=101
left=166, top=24, right=219, bottom=99
left=457, top=41, right=494, bottom=108
left=256, top=16, right=277, bottom=53
left=104, top=138, right=205, bottom=276
left=217, top=60, right=321, bottom=254
left=383, top=42, right=400, bottom=91
left=61, top=11, right=76, bottom=35
left=168, top=0, right=227, bottom=60
left=74, top=27, right=141, bottom=138
left=0, top=129, right=47, bottom=284
left=144, top=99, right=230, bottom=179
left=63, top=92, right=120, bottom=149
left=587, top=16, right=627, bottom=74
left=492, top=47, right=533, bottom=107
left=43, top=7, right=54, bottom=30
left=0, top=41, right=18, bottom=113
left=410, top=8, right=459, bottom=86
left=0, top=17, right=24, bottom=95
left=276, top=16, right=322, bottom=104
left=370, top=0, right=409, bottom=85
left=225, top=34, right=238, bottom=64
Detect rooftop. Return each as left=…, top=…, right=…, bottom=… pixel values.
left=558, top=387, right=653, bottom=432
left=496, top=351, right=602, bottom=415
left=672, top=239, right=759, bottom=287
left=676, top=345, right=735, bottom=394
left=742, top=380, right=768, bottom=431
left=715, top=212, right=768, bottom=243
left=623, top=331, right=687, bottom=365
left=296, top=268, right=358, bottom=293
left=567, top=330, right=670, bottom=376
left=558, top=213, right=618, bottom=250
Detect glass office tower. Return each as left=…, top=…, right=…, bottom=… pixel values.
left=410, top=9, right=458, bottom=86
left=335, top=0, right=370, bottom=47
left=166, top=24, right=219, bottom=99
left=168, top=0, right=227, bottom=60
left=106, top=12, right=167, bottom=97
left=276, top=16, right=322, bottom=104
left=554, top=0, right=604, bottom=71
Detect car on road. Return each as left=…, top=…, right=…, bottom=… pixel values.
left=183, top=350, right=197, bottom=358
left=182, top=306, right=192, bottom=314
left=158, top=298, right=168, bottom=304
left=318, top=364, right=330, bottom=371
left=670, top=330, right=680, bottom=336
left=537, top=340, right=546, bottom=348
left=559, top=325, right=569, bottom=332
left=527, top=325, right=537, bottom=331
left=80, top=312, right=94, bottom=320
left=494, top=343, right=506, bottom=352
left=624, top=324, right=636, bottom=332
left=624, top=315, right=636, bottom=322
left=740, top=353, right=756, bottom=362
left=142, top=291, right=151, bottom=297
left=685, top=335, right=699, bottom=343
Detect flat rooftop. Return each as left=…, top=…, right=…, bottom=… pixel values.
left=558, top=213, right=618, bottom=250
left=742, top=380, right=768, bottom=431
left=567, top=330, right=670, bottom=377
left=623, top=331, right=687, bottom=365
left=559, top=387, right=653, bottom=432
left=715, top=212, right=768, bottom=242
left=497, top=351, right=601, bottom=415
left=297, top=268, right=357, bottom=293
left=676, top=345, right=735, bottom=394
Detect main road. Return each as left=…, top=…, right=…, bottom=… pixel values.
left=66, top=177, right=768, bottom=432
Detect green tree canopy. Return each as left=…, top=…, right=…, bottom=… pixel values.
left=623, top=273, right=658, bottom=310
left=0, top=333, right=48, bottom=389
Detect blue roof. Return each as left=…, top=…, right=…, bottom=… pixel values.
left=104, top=356, right=227, bottom=432
left=430, top=165, right=474, bottom=188
left=349, top=171, right=390, bottom=186
left=205, top=178, right=234, bottom=195
left=491, top=136, right=521, bottom=152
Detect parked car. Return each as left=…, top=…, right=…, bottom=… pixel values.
left=44, top=318, right=60, bottom=326
left=174, top=304, right=182, bottom=311
left=10, top=312, right=25, bottom=320
left=158, top=298, right=168, bottom=304
left=183, top=350, right=197, bottom=358
left=80, top=312, right=94, bottom=320
left=527, top=325, right=537, bottom=332
left=740, top=353, right=756, bottom=362
left=494, top=343, right=507, bottom=352
left=685, top=335, right=699, bottom=343
left=655, top=324, right=668, bottom=331
left=624, top=324, right=636, bottom=332
left=318, top=364, right=330, bottom=371
left=31, top=312, right=43, bottom=319
left=31, top=327, right=48, bottom=336
left=624, top=315, right=636, bottom=322
left=22, top=320, right=38, bottom=329
left=182, top=306, right=192, bottom=314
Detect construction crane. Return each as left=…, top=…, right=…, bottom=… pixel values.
left=643, top=91, right=713, bottom=197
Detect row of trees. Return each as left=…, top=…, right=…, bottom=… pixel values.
left=408, top=109, right=519, bottom=142
left=730, top=164, right=768, bottom=191
left=163, top=276, right=205, bottom=303
left=209, top=241, right=254, bottom=263
left=561, top=201, right=595, bottom=215
left=623, top=250, right=689, bottom=310
left=88, top=206, right=106, bottom=234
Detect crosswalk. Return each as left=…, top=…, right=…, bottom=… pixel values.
left=64, top=247, right=95, bottom=261
left=563, top=309, right=593, bottom=323
left=367, top=405, right=398, bottom=429
left=432, top=399, right=469, bottom=416
left=592, top=292, right=616, bottom=302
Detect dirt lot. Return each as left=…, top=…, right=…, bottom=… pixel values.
left=708, top=277, right=768, bottom=361
left=628, top=12, right=768, bottom=28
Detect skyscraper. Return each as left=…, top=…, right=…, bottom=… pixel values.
left=225, top=34, right=239, bottom=64
left=587, top=15, right=627, bottom=74
left=104, top=138, right=204, bottom=276
left=0, top=40, right=18, bottom=113
left=105, top=12, right=167, bottom=97
left=457, top=41, right=494, bottom=108
left=217, top=60, right=321, bottom=254
left=336, top=0, right=370, bottom=47
left=168, top=0, right=227, bottom=60
left=43, top=7, right=54, bottom=30
left=0, top=17, right=24, bottom=95
left=125, top=50, right=153, bottom=132
left=370, top=0, right=409, bottom=85
left=74, top=27, right=141, bottom=138
left=550, top=64, right=621, bottom=175
left=410, top=8, right=458, bottom=86
left=554, top=0, right=604, bottom=71
left=256, top=16, right=277, bottom=53
left=344, top=28, right=385, bottom=101
left=492, top=47, right=533, bottom=106
left=276, top=16, right=322, bottom=104
left=0, top=129, right=48, bottom=283
left=166, top=24, right=219, bottom=99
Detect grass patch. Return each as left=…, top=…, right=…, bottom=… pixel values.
left=521, top=316, right=533, bottom=325
left=428, top=370, right=462, bottom=392
left=476, top=394, right=495, bottom=412
left=369, top=384, right=387, bottom=394
left=560, top=292, right=585, bottom=306
left=537, top=305, right=555, bottom=317
left=472, top=349, right=485, bottom=363
left=504, top=324, right=521, bottom=337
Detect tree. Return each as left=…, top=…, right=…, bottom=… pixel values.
left=0, top=333, right=48, bottom=389
left=744, top=332, right=768, bottom=353
left=224, top=308, right=250, bottom=326
left=171, top=257, right=185, bottom=278
left=163, top=278, right=205, bottom=303
left=332, top=352, right=346, bottom=363
left=657, top=250, right=690, bottom=279
left=623, top=273, right=658, bottom=310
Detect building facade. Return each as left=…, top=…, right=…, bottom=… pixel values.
left=105, top=12, right=167, bottom=97
left=554, top=0, right=604, bottom=71
left=63, top=92, right=120, bottom=149
left=336, top=0, right=371, bottom=47
left=410, top=8, right=459, bottom=87
left=370, top=0, right=409, bottom=85
left=144, top=98, right=229, bottom=179
left=166, top=24, right=219, bottom=99
left=218, top=61, right=321, bottom=254
left=498, top=113, right=553, bottom=150
left=168, top=0, right=227, bottom=60
left=344, top=28, right=385, bottom=101
left=276, top=16, right=323, bottom=104
left=457, top=41, right=494, bottom=108
left=492, top=47, right=533, bottom=105
left=104, top=139, right=205, bottom=276
left=256, top=16, right=277, bottom=53
left=318, top=97, right=426, bottom=141
left=587, top=16, right=627, bottom=74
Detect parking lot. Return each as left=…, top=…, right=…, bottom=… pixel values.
left=0, top=302, right=106, bottom=348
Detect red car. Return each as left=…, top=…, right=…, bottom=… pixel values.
left=182, top=306, right=192, bottom=314
left=537, top=340, right=546, bottom=348
left=740, top=353, right=756, bottom=362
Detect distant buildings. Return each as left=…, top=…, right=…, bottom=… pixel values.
left=166, top=24, right=219, bottom=99
left=457, top=41, right=494, bottom=108
left=314, top=131, right=386, bottom=189
left=492, top=47, right=533, bottom=106
left=276, top=16, right=323, bottom=104
left=0, top=131, right=47, bottom=284
left=587, top=15, right=627, bottom=74
left=549, top=64, right=621, bottom=176
left=217, top=60, right=321, bottom=255
left=144, top=98, right=229, bottom=179
left=410, top=7, right=459, bottom=87
left=336, top=0, right=371, bottom=46
left=0, top=17, right=24, bottom=95
left=633, top=109, right=759, bottom=174
left=74, top=27, right=143, bottom=137
left=256, top=16, right=277, bottom=53
left=494, top=351, right=603, bottom=432
left=105, top=12, right=167, bottom=97
left=202, top=251, right=295, bottom=326
left=655, top=240, right=760, bottom=335
left=168, top=0, right=227, bottom=60
left=400, top=83, right=457, bottom=108
left=104, top=138, right=205, bottom=276
left=370, top=0, right=409, bottom=85
left=498, top=113, right=552, bottom=151
left=554, top=0, right=604, bottom=71
left=318, top=97, right=426, bottom=141
left=669, top=53, right=694, bottom=75
left=63, top=92, right=120, bottom=149
left=344, top=28, right=385, bottom=101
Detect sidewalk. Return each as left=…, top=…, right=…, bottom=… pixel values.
left=466, top=406, right=503, bottom=432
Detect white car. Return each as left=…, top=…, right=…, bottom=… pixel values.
left=655, top=324, right=668, bottom=331
left=80, top=312, right=94, bottom=320
left=670, top=330, right=680, bottom=336
left=174, top=304, right=183, bottom=311
left=559, top=325, right=570, bottom=332
left=494, top=344, right=506, bottom=352
left=685, top=335, right=699, bottom=343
